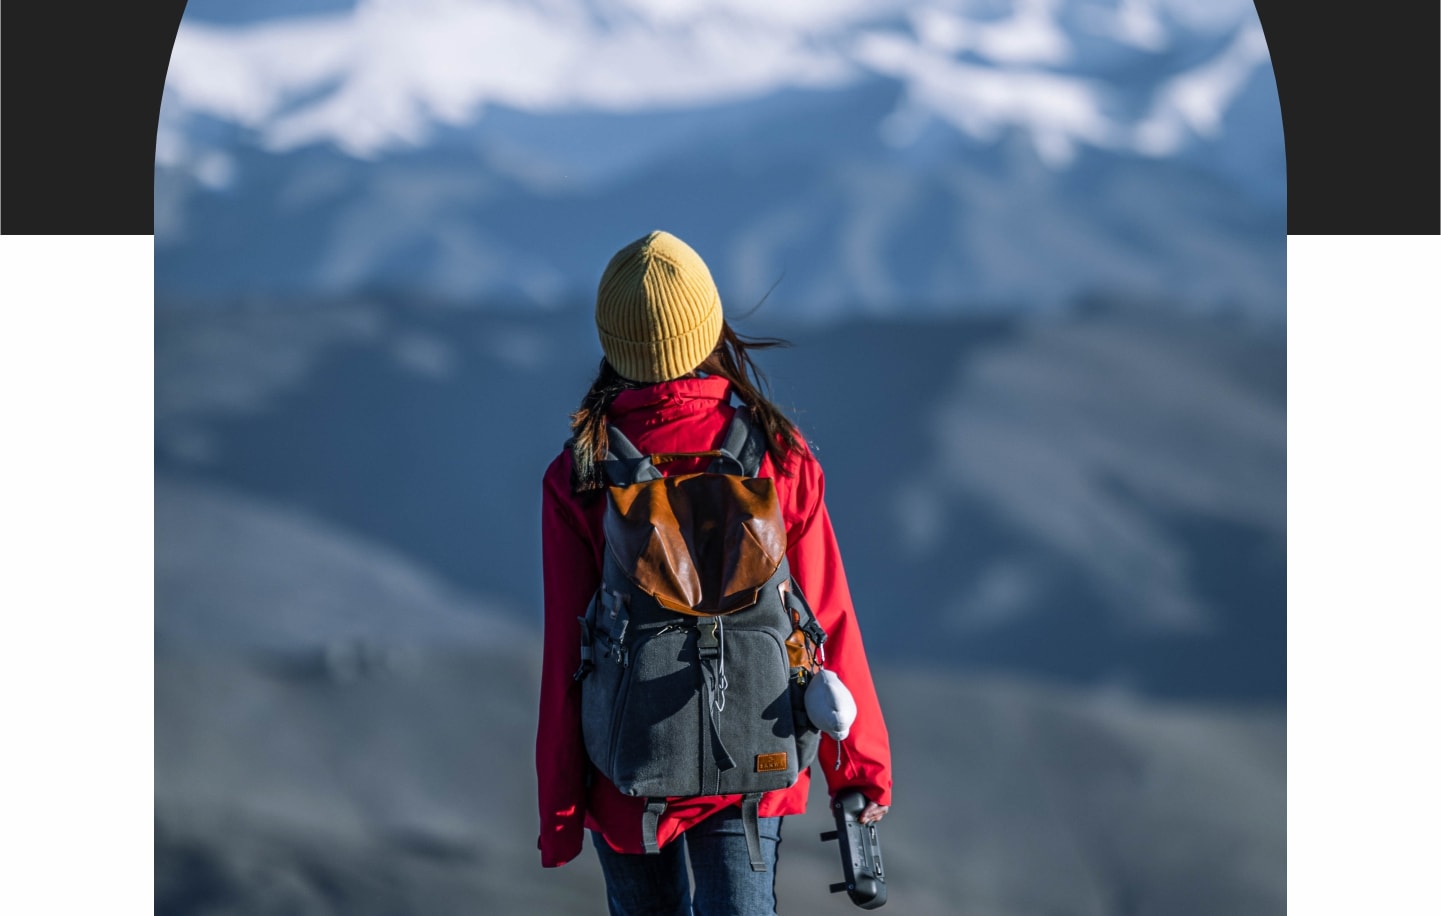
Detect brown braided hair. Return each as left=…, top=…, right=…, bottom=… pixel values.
left=568, top=321, right=802, bottom=494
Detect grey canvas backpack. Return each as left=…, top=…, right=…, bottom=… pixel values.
left=572, top=406, right=828, bottom=871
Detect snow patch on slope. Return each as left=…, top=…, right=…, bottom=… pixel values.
left=162, top=0, right=1270, bottom=165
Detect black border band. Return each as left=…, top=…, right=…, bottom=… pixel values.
left=1, top=2, right=189, bottom=235
left=1, top=1, right=1436, bottom=235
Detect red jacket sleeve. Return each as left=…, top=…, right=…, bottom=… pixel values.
left=784, top=444, right=894, bottom=808
left=536, top=454, right=598, bottom=867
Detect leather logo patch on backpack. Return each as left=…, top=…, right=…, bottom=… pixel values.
left=756, top=752, right=788, bottom=773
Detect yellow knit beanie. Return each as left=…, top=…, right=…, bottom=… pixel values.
left=595, top=230, right=723, bottom=383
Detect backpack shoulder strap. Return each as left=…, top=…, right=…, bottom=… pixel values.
left=707, top=406, right=767, bottom=477
left=601, top=425, right=664, bottom=486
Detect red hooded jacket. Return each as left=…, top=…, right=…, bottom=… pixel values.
left=537, top=375, right=892, bottom=867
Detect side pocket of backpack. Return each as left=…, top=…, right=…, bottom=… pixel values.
left=579, top=602, right=624, bottom=781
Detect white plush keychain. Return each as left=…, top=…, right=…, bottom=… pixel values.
left=804, top=667, right=857, bottom=741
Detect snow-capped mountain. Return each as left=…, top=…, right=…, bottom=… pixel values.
left=156, top=0, right=1285, bottom=318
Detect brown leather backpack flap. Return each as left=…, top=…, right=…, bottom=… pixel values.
left=605, top=474, right=787, bottom=615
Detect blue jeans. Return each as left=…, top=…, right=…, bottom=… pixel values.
left=591, top=807, right=784, bottom=916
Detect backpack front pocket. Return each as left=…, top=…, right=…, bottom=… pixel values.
left=710, top=627, right=802, bottom=795
left=607, top=626, right=703, bottom=797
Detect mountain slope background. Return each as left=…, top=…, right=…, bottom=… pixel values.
left=155, top=474, right=1282, bottom=915
left=157, top=301, right=1284, bottom=700
left=155, top=1, right=1285, bottom=911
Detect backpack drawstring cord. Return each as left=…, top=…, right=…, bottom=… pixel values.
left=713, top=617, right=728, bottom=713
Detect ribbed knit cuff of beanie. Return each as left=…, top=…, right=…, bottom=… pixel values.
left=595, top=230, right=724, bottom=383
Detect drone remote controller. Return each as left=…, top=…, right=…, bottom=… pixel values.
left=819, top=789, right=887, bottom=909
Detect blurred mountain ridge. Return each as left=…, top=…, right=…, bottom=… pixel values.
left=156, top=298, right=1284, bottom=700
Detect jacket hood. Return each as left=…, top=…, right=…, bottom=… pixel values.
left=608, top=375, right=733, bottom=426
